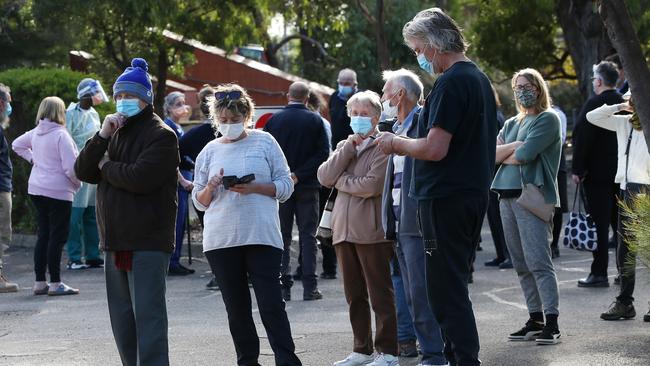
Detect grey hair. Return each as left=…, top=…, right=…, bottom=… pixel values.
left=337, top=68, right=357, bottom=83
left=0, top=83, right=11, bottom=102
left=163, top=91, right=185, bottom=118
left=592, top=61, right=619, bottom=88
left=346, top=90, right=382, bottom=118
left=402, top=7, right=468, bottom=53
left=382, top=69, right=424, bottom=103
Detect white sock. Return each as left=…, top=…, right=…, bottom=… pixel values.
left=49, top=282, right=61, bottom=289
left=34, top=281, right=48, bottom=289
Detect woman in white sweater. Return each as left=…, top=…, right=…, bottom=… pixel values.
left=192, top=83, right=301, bottom=365
left=586, top=91, right=650, bottom=322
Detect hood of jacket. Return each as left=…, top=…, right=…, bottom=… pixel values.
left=35, top=118, right=65, bottom=136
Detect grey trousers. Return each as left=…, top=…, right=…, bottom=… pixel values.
left=105, top=251, right=171, bottom=366
left=395, top=234, right=446, bottom=365
left=0, top=191, right=11, bottom=271
left=500, top=198, right=560, bottom=315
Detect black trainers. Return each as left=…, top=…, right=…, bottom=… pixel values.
left=303, top=289, right=323, bottom=301
left=85, top=258, right=104, bottom=268
left=644, top=302, right=650, bottom=322
left=398, top=339, right=418, bottom=357
left=484, top=258, right=504, bottom=267
left=206, top=276, right=219, bottom=291
left=535, top=325, right=561, bottom=345
left=600, top=301, right=636, bottom=320
left=168, top=265, right=192, bottom=276
left=67, top=261, right=89, bottom=270
left=178, top=264, right=195, bottom=274
left=508, top=320, right=544, bottom=341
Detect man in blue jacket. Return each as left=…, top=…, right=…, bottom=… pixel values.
left=264, top=81, right=329, bottom=301
left=0, top=83, right=17, bottom=293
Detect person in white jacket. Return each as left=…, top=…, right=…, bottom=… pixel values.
left=586, top=91, right=650, bottom=322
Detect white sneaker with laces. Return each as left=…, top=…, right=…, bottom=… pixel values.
left=333, top=352, right=374, bottom=366
left=368, top=353, right=399, bottom=366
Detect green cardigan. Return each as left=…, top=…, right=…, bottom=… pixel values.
left=491, top=111, right=562, bottom=205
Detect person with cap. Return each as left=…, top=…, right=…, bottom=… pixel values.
left=163, top=91, right=195, bottom=276
left=65, top=78, right=108, bottom=270
left=75, top=58, right=179, bottom=366
left=0, top=83, right=18, bottom=293
left=329, top=68, right=359, bottom=147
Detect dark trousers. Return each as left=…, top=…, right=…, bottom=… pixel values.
left=616, top=183, right=648, bottom=305
left=582, top=181, right=619, bottom=276
left=205, top=245, right=301, bottom=366
left=335, top=241, right=397, bottom=356
left=418, top=194, right=486, bottom=366
left=105, top=250, right=170, bottom=366
left=295, top=187, right=337, bottom=277
left=280, top=188, right=319, bottom=293
left=170, top=169, right=192, bottom=268
left=486, top=190, right=508, bottom=260
left=30, top=195, right=72, bottom=283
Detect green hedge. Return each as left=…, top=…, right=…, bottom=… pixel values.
left=0, top=68, right=114, bottom=233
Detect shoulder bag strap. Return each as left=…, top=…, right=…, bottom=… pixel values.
left=625, top=127, right=634, bottom=186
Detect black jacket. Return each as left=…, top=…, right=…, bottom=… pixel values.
left=328, top=91, right=355, bottom=147
left=571, top=89, right=623, bottom=183
left=264, top=103, right=329, bottom=190
left=179, top=122, right=217, bottom=164
left=74, top=106, right=179, bottom=253
left=0, top=129, right=12, bottom=192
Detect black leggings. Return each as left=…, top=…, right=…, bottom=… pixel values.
left=30, top=195, right=72, bottom=282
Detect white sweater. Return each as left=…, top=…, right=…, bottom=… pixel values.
left=586, top=104, right=650, bottom=189
left=192, top=129, right=294, bottom=252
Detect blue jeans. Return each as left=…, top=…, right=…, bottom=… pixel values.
left=396, top=235, right=447, bottom=365
left=170, top=169, right=192, bottom=268
left=391, top=257, right=416, bottom=343
left=66, top=206, right=101, bottom=262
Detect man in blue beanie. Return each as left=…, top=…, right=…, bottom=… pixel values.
left=75, top=58, right=179, bottom=366
left=65, top=78, right=108, bottom=271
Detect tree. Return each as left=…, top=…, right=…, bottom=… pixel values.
left=599, top=0, right=650, bottom=152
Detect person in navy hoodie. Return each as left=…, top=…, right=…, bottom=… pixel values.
left=264, top=81, right=329, bottom=301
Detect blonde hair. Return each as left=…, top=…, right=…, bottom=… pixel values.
left=347, top=90, right=382, bottom=118
left=36, top=96, right=66, bottom=125
left=511, top=68, right=551, bottom=121
left=209, top=83, right=255, bottom=128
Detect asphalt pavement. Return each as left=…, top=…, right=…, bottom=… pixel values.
left=2, top=220, right=649, bottom=366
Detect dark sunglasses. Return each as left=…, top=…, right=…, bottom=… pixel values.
left=215, top=91, right=242, bottom=100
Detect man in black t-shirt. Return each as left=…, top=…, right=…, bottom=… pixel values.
left=376, top=8, right=496, bottom=366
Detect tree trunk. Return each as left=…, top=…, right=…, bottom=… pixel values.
left=555, top=0, right=613, bottom=100
left=155, top=45, right=168, bottom=116
left=374, top=0, right=390, bottom=71
left=599, top=0, right=650, bottom=152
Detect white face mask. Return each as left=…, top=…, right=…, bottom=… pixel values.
left=219, top=122, right=245, bottom=140
left=382, top=100, right=398, bottom=119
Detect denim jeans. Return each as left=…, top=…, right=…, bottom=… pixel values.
left=391, top=257, right=416, bottom=342
left=170, top=169, right=193, bottom=268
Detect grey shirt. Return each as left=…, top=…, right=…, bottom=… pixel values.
left=192, top=129, right=294, bottom=251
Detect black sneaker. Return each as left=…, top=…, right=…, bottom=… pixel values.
left=67, top=261, right=89, bottom=270
left=85, top=258, right=104, bottom=268
left=398, top=339, right=418, bottom=357
left=644, top=303, right=650, bottom=322
left=600, top=301, right=636, bottom=320
left=178, top=264, right=195, bottom=274
left=535, top=325, right=561, bottom=345
left=168, top=265, right=192, bottom=276
left=320, top=272, right=337, bottom=279
left=303, top=289, right=323, bottom=301
left=508, top=320, right=544, bottom=341
left=498, top=258, right=513, bottom=269
left=206, top=276, right=219, bottom=291
left=551, top=247, right=560, bottom=259
left=484, top=258, right=504, bottom=267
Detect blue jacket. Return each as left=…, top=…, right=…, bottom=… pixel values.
left=0, top=128, right=12, bottom=192
left=264, top=103, right=329, bottom=190
left=381, top=108, right=421, bottom=238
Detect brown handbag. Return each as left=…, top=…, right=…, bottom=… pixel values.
left=517, top=183, right=554, bottom=222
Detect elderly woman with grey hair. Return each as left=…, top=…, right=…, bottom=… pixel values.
left=162, top=91, right=195, bottom=275
left=318, top=91, right=396, bottom=366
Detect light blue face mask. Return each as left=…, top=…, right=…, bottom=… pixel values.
left=417, top=52, right=433, bottom=75
left=4, top=102, right=12, bottom=117
left=338, top=84, right=354, bottom=97
left=350, top=116, right=374, bottom=135
left=116, top=98, right=142, bottom=117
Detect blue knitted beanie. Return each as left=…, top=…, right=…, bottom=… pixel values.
left=113, top=58, right=153, bottom=104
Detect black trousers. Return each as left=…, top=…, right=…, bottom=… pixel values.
left=418, top=194, right=486, bottom=366
left=582, top=181, right=619, bottom=276
left=551, top=169, right=568, bottom=249
left=616, top=183, right=648, bottom=305
left=295, top=187, right=338, bottom=277
left=205, top=245, right=301, bottom=366
left=279, top=188, right=319, bottom=293
left=486, top=190, right=508, bottom=260
left=30, top=195, right=72, bottom=283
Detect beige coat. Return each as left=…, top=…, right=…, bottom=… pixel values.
left=317, top=138, right=390, bottom=245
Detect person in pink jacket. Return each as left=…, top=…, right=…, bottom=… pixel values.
left=12, top=96, right=81, bottom=296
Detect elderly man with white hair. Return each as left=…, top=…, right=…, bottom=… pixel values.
left=375, top=8, right=496, bottom=366
left=318, top=91, right=396, bottom=366
left=329, top=68, right=359, bottom=147
left=380, top=69, right=447, bottom=366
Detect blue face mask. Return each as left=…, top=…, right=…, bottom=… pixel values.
left=116, top=98, right=142, bottom=117
left=350, top=116, right=374, bottom=135
left=4, top=102, right=12, bottom=117
left=338, top=85, right=354, bottom=97
left=417, top=52, right=433, bottom=74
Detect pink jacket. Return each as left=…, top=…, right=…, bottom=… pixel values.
left=12, top=119, right=81, bottom=201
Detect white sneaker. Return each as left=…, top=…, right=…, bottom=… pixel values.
left=368, top=353, right=399, bottom=366
left=333, top=352, right=374, bottom=366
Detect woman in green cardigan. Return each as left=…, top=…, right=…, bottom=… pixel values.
left=491, top=68, right=562, bottom=345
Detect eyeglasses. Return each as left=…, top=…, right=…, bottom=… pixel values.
left=215, top=91, right=242, bottom=100
left=514, top=84, right=537, bottom=92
